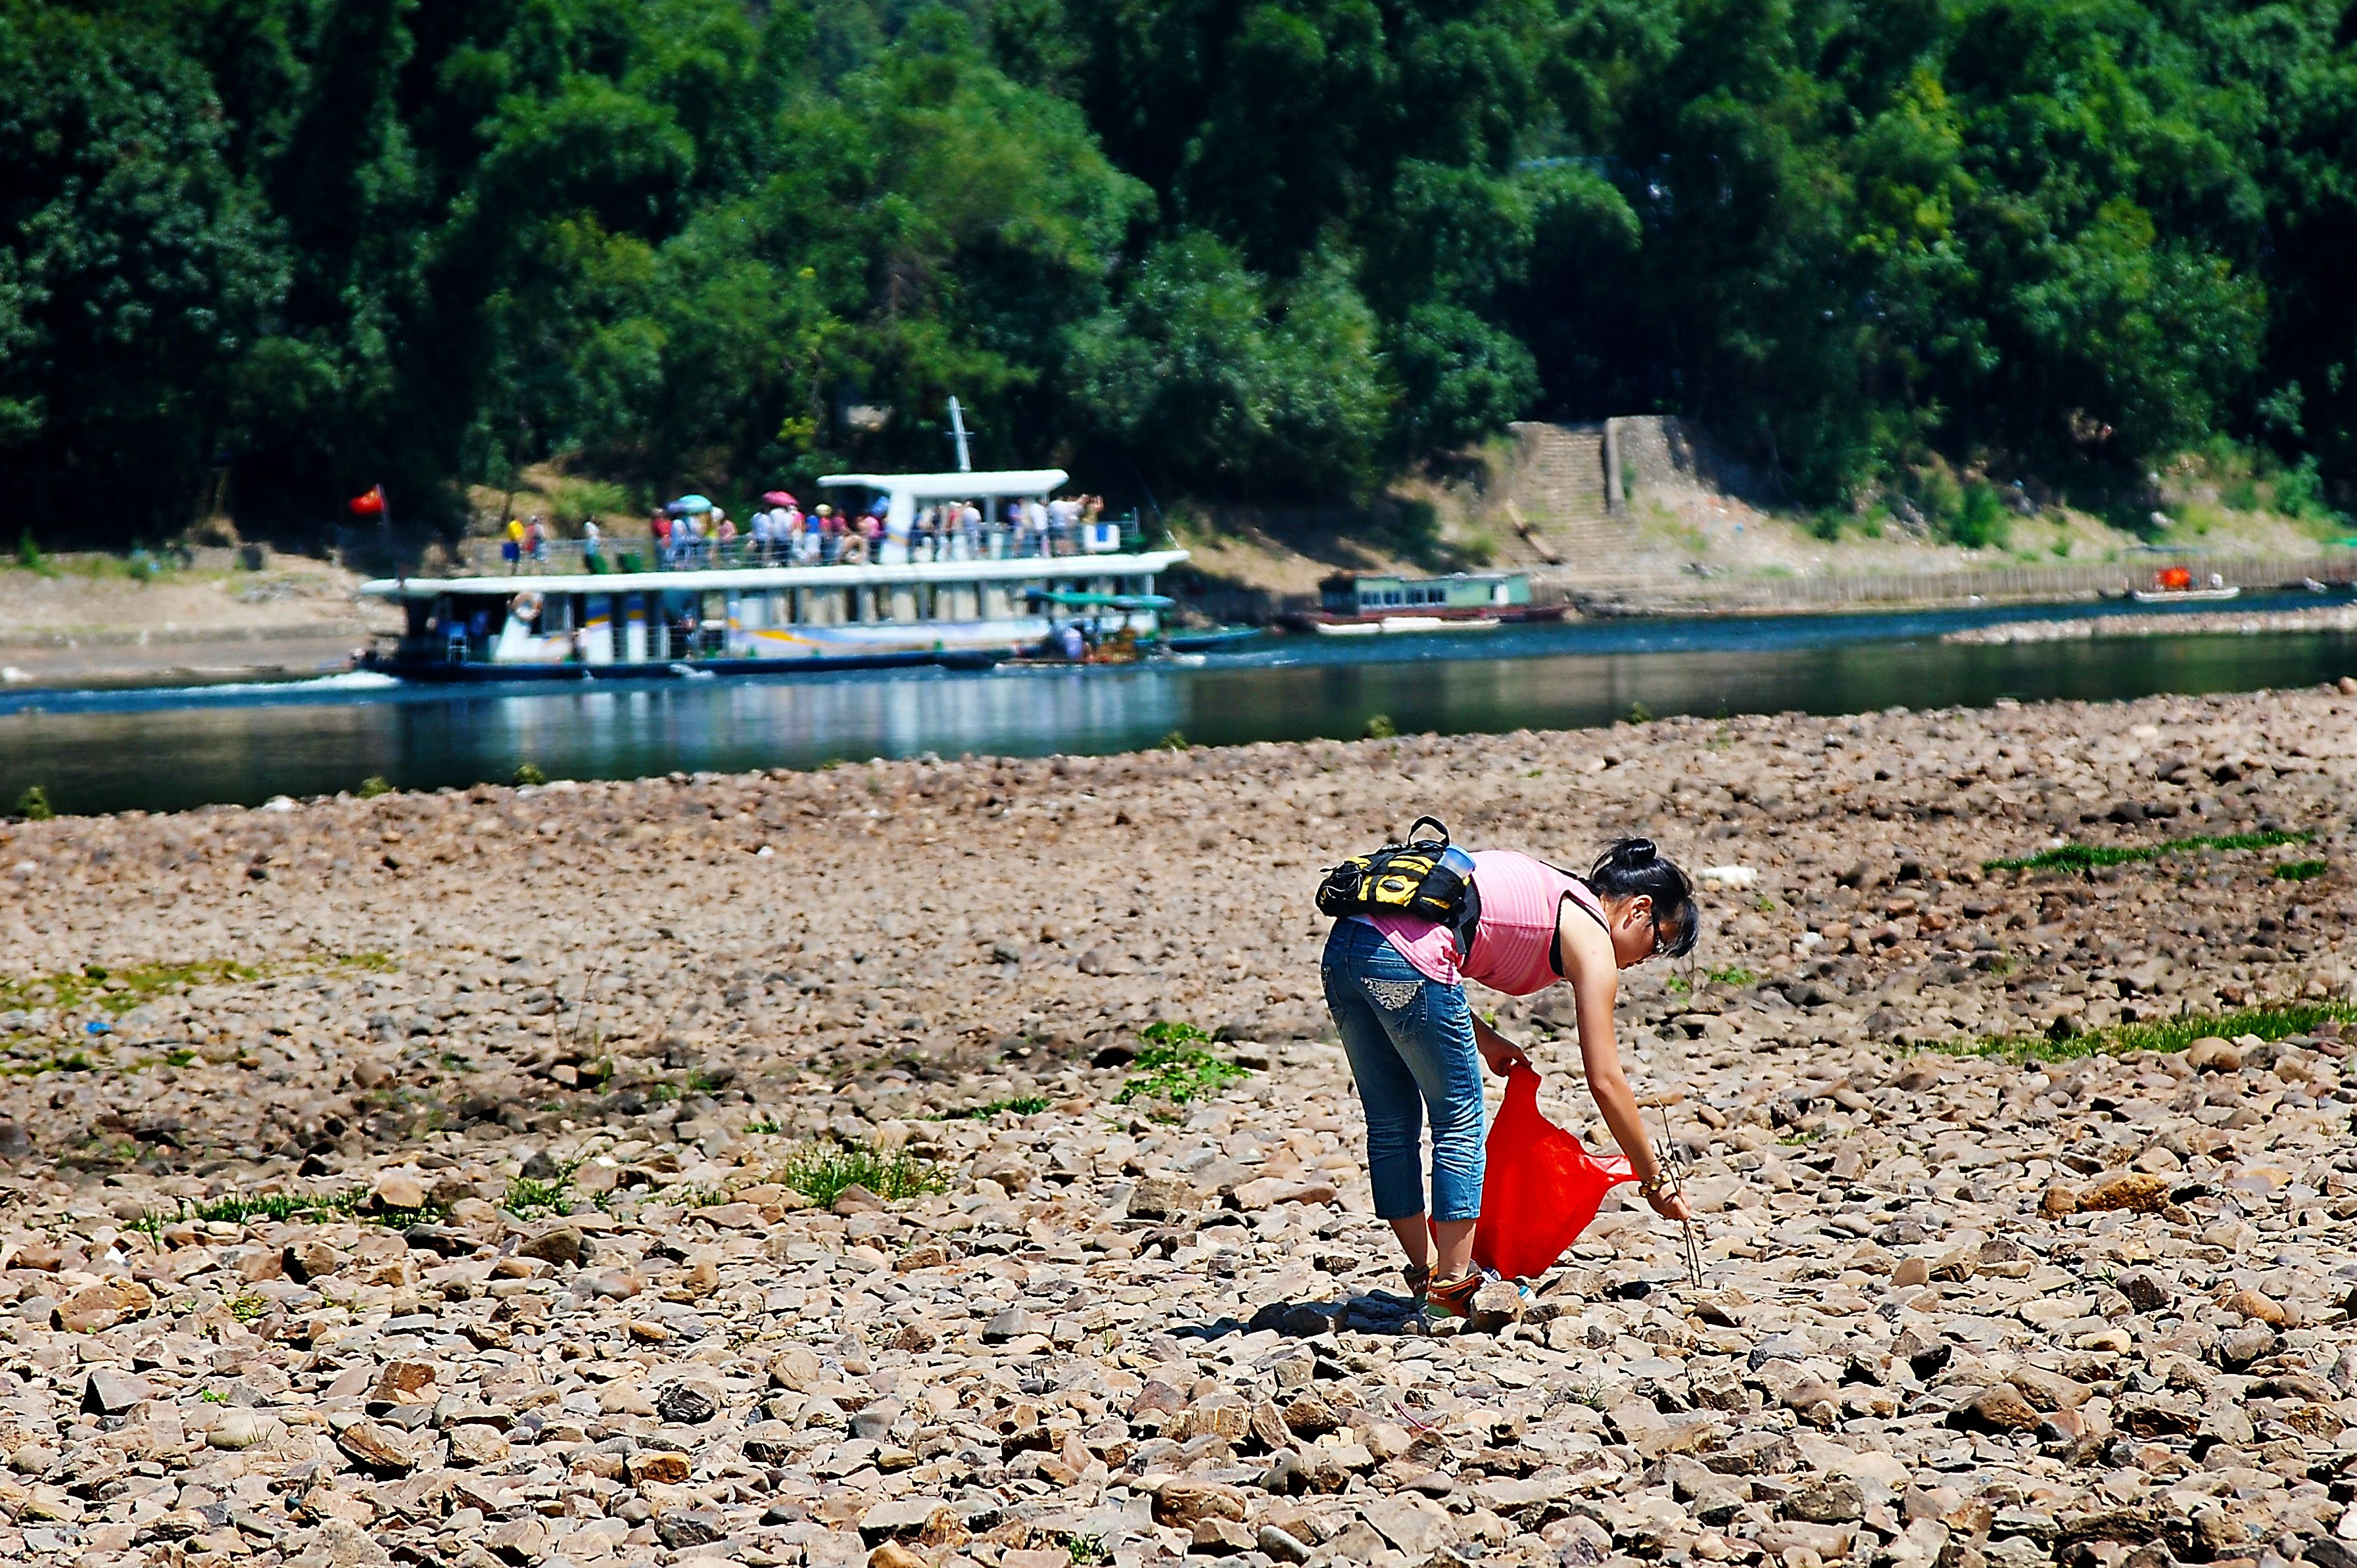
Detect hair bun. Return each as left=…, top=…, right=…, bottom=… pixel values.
left=1611, top=838, right=1658, bottom=868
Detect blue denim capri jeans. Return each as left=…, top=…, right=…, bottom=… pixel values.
left=1320, top=919, right=1485, bottom=1222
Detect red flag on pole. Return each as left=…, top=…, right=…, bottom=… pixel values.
left=348, top=485, right=386, bottom=517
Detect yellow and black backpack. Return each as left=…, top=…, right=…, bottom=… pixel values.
left=1315, top=816, right=1481, bottom=951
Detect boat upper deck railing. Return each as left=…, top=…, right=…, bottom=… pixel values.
left=456, top=517, right=1151, bottom=578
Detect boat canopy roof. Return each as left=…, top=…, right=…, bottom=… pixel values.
left=818, top=468, right=1067, bottom=500
left=1026, top=588, right=1174, bottom=609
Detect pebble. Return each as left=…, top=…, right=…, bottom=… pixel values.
left=0, top=688, right=2347, bottom=1567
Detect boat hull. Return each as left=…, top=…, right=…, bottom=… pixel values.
left=1282, top=603, right=1566, bottom=632
left=1310, top=614, right=1506, bottom=636
left=2129, top=587, right=2242, bottom=603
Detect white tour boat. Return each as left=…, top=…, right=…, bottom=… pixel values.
left=359, top=468, right=1189, bottom=681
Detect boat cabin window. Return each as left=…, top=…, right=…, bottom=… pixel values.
left=535, top=595, right=576, bottom=634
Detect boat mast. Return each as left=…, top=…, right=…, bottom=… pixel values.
left=946, top=397, right=972, bottom=474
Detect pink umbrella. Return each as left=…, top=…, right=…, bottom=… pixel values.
left=761, top=490, right=797, bottom=507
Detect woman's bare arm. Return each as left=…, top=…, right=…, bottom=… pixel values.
left=1558, top=904, right=1690, bottom=1220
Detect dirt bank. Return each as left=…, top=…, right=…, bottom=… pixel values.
left=0, top=690, right=2351, bottom=1566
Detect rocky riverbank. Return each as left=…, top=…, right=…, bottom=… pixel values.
left=1945, top=607, right=2357, bottom=646
left=0, top=687, right=2352, bottom=1568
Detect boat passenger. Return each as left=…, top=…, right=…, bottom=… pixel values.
left=716, top=512, right=737, bottom=563
left=652, top=511, right=673, bottom=567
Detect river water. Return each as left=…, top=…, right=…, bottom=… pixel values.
left=2, top=595, right=2352, bottom=815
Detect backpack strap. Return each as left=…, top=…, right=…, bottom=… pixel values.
left=1405, top=815, right=1450, bottom=847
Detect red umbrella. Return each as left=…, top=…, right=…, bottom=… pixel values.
left=761, top=490, right=797, bottom=507
left=348, top=485, right=385, bottom=517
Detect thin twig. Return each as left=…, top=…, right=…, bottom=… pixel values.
left=1638, top=1090, right=1705, bottom=1291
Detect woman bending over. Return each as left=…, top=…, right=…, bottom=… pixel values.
left=1321, top=837, right=1699, bottom=1327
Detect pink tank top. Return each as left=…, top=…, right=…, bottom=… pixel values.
left=1364, top=850, right=1605, bottom=995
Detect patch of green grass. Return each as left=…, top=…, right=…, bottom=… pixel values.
left=15, top=786, right=54, bottom=821
left=935, top=1095, right=1051, bottom=1121
left=1158, top=729, right=1189, bottom=752
left=742, top=1115, right=786, bottom=1135
left=1062, top=1534, right=1108, bottom=1566
left=0, top=960, right=263, bottom=1018
left=358, top=776, right=394, bottom=799
left=1664, top=974, right=1692, bottom=997
left=1936, top=999, right=2357, bottom=1064
left=1115, top=1022, right=1252, bottom=1108
left=1708, top=966, right=1759, bottom=987
left=227, top=1295, right=270, bottom=1323
left=147, top=1185, right=444, bottom=1232
left=774, top=1142, right=947, bottom=1206
left=199, top=1388, right=227, bottom=1404
left=505, top=1157, right=583, bottom=1218
left=2274, top=859, right=2327, bottom=882
left=1625, top=701, right=1654, bottom=725
left=1984, top=828, right=2312, bottom=875
left=511, top=762, right=548, bottom=787
left=1362, top=713, right=1398, bottom=740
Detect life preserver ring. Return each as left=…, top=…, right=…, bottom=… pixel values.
left=512, top=591, right=543, bottom=624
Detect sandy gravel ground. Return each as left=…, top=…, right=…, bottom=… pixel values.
left=0, top=560, right=393, bottom=687
left=0, top=687, right=2352, bottom=1568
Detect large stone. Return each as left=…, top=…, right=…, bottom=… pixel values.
left=1786, top=1477, right=1867, bottom=1523
left=2007, top=1367, right=2091, bottom=1412
left=2077, top=1172, right=2171, bottom=1214
left=2222, top=1287, right=2291, bottom=1328
left=858, top=1498, right=943, bottom=1544
left=1362, top=1494, right=1452, bottom=1556
left=1755, top=1521, right=1857, bottom=1559
left=1126, top=1174, right=1197, bottom=1222
left=1466, top=1279, right=1525, bottom=1333
left=335, top=1419, right=419, bottom=1474
left=53, top=1279, right=155, bottom=1333
left=370, top=1360, right=437, bottom=1404
left=655, top=1381, right=719, bottom=1425
left=1151, top=1478, right=1249, bottom=1529
left=627, top=1450, right=692, bottom=1485
left=655, top=1509, right=726, bottom=1549
left=2114, top=1267, right=2173, bottom=1313
left=81, top=1369, right=155, bottom=1415
left=446, top=1424, right=510, bottom=1467
left=2183, top=1036, right=2241, bottom=1073
left=1955, top=1385, right=2043, bottom=1433
left=369, top=1170, right=429, bottom=1210
left=515, top=1225, right=583, bottom=1267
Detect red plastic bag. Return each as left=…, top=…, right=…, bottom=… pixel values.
left=1471, top=1066, right=1635, bottom=1281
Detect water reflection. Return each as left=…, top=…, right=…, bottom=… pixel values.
left=1, top=613, right=2350, bottom=815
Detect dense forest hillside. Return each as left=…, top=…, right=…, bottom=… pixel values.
left=3, top=0, right=2354, bottom=544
